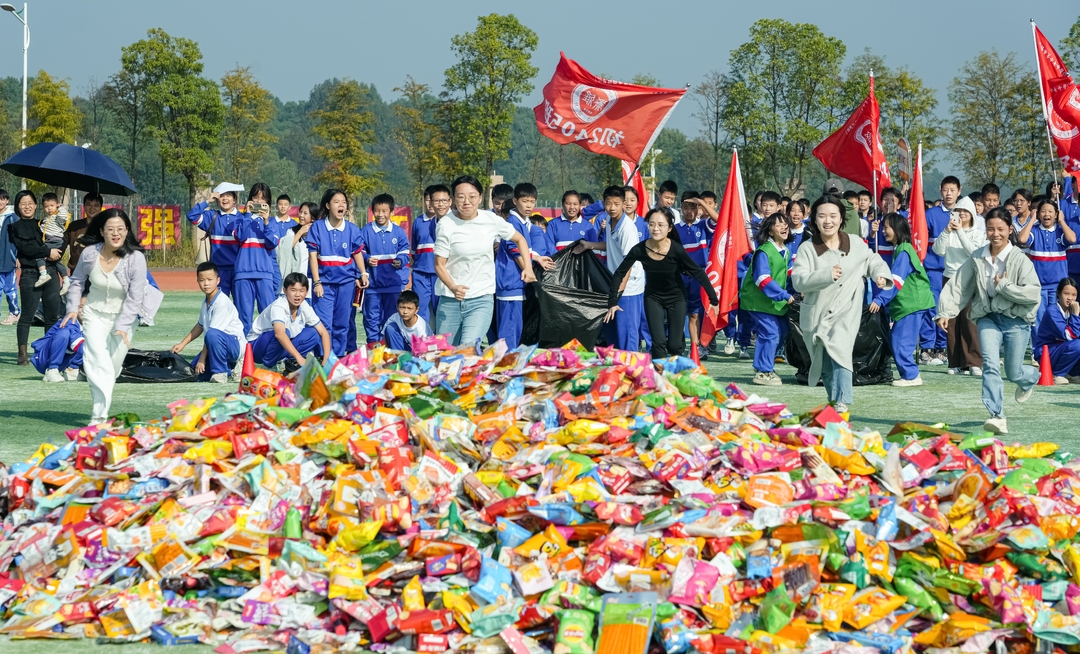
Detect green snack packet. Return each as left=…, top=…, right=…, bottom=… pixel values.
left=894, top=577, right=944, bottom=621
left=309, top=440, right=346, bottom=459
left=930, top=568, right=980, bottom=595
left=999, top=468, right=1039, bottom=494
left=673, top=370, right=717, bottom=398
left=759, top=583, right=795, bottom=634
left=404, top=394, right=443, bottom=419
left=266, top=406, right=313, bottom=427
left=1017, top=457, right=1056, bottom=478
left=894, top=552, right=935, bottom=581
left=958, top=434, right=997, bottom=450
left=357, top=540, right=403, bottom=571
left=838, top=492, right=872, bottom=521
left=555, top=609, right=596, bottom=654
left=1006, top=551, right=1069, bottom=581
left=826, top=549, right=847, bottom=573
left=655, top=602, right=678, bottom=620
left=840, top=553, right=870, bottom=588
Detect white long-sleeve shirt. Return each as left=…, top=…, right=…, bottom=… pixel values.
left=932, top=226, right=988, bottom=279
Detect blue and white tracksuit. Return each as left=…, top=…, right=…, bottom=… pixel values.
left=674, top=219, right=712, bottom=317
left=307, top=219, right=364, bottom=356
left=231, top=215, right=280, bottom=335
left=0, top=212, right=18, bottom=317
left=872, top=248, right=926, bottom=381
left=411, top=213, right=439, bottom=322
left=1026, top=224, right=1070, bottom=346
left=1036, top=302, right=1080, bottom=377
left=547, top=216, right=597, bottom=252
left=604, top=213, right=647, bottom=351
left=747, top=245, right=792, bottom=373
left=359, top=221, right=410, bottom=344
left=187, top=202, right=239, bottom=297
left=494, top=210, right=533, bottom=349
left=920, top=205, right=951, bottom=350
left=31, top=321, right=84, bottom=373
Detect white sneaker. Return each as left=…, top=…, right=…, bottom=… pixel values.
left=752, top=371, right=782, bottom=386
left=970, top=366, right=982, bottom=377
left=892, top=376, right=923, bottom=387
left=739, top=347, right=751, bottom=360
left=1055, top=376, right=1070, bottom=385
left=927, top=355, right=944, bottom=366
left=723, top=338, right=736, bottom=355
left=0, top=313, right=18, bottom=325
left=139, top=317, right=153, bottom=327
left=42, top=368, right=64, bottom=383
left=1015, top=384, right=1034, bottom=403
left=59, top=277, right=70, bottom=296
left=33, top=272, right=50, bottom=288
left=947, top=368, right=960, bottom=375
left=209, top=372, right=229, bottom=383
left=984, top=417, right=1008, bottom=434
left=834, top=402, right=849, bottom=415
left=63, top=367, right=80, bottom=381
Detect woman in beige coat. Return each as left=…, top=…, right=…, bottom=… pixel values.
left=792, top=195, right=892, bottom=413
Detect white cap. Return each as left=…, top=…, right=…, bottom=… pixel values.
left=213, top=182, right=245, bottom=194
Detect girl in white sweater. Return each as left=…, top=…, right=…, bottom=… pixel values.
left=932, top=196, right=987, bottom=375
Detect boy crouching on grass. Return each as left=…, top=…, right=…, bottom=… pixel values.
left=382, top=290, right=430, bottom=353
left=172, top=262, right=247, bottom=382
left=248, top=272, right=331, bottom=372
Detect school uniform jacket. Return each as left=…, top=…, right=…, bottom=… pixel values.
left=188, top=202, right=239, bottom=268
left=232, top=214, right=280, bottom=280
left=306, top=219, right=364, bottom=285
left=411, top=214, right=438, bottom=274
left=358, top=222, right=410, bottom=292
left=495, top=211, right=532, bottom=301
left=547, top=216, right=596, bottom=251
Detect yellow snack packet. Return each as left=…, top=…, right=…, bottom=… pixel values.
left=442, top=590, right=477, bottom=633
left=516, top=524, right=569, bottom=559
left=328, top=566, right=370, bottom=601
left=1004, top=442, right=1057, bottom=458
left=815, top=446, right=875, bottom=475
left=817, top=583, right=855, bottom=631
left=183, top=439, right=234, bottom=464
left=854, top=530, right=892, bottom=581
left=333, top=521, right=383, bottom=552
left=844, top=587, right=907, bottom=630
left=402, top=575, right=425, bottom=611
left=168, top=398, right=215, bottom=433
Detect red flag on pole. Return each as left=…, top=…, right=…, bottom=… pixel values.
left=621, top=160, right=648, bottom=217
left=535, top=53, right=687, bottom=168
left=700, top=149, right=752, bottom=342
left=909, top=143, right=928, bottom=261
left=812, top=74, right=891, bottom=195
left=1032, top=22, right=1080, bottom=173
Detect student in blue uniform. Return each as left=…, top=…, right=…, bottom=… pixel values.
left=673, top=191, right=712, bottom=358
left=870, top=187, right=906, bottom=267
left=358, top=194, right=410, bottom=344
left=248, top=273, right=331, bottom=371
left=267, top=194, right=298, bottom=292
left=623, top=185, right=652, bottom=352
left=871, top=214, right=937, bottom=387
left=921, top=176, right=963, bottom=365
left=528, top=214, right=554, bottom=256
left=496, top=183, right=555, bottom=349
left=1019, top=198, right=1077, bottom=348
left=171, top=262, right=246, bottom=382
left=412, top=184, right=450, bottom=323
left=547, top=190, right=595, bottom=251
left=307, top=189, right=369, bottom=356
left=1035, top=277, right=1080, bottom=384
left=188, top=183, right=242, bottom=297
left=31, top=320, right=84, bottom=382
left=231, top=183, right=280, bottom=335
left=383, top=290, right=431, bottom=353
left=739, top=213, right=794, bottom=385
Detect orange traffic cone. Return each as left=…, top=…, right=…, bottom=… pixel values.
left=690, top=342, right=700, bottom=366
left=241, top=342, right=255, bottom=378
left=1038, top=344, right=1055, bottom=386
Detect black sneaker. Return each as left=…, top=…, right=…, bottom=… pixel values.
left=284, top=359, right=302, bottom=374
left=699, top=344, right=710, bottom=361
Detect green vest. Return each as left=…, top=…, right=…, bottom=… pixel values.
left=888, top=242, right=936, bottom=321
left=740, top=241, right=791, bottom=316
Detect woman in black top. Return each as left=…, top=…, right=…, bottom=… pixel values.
left=8, top=190, right=64, bottom=365
left=607, top=207, right=718, bottom=358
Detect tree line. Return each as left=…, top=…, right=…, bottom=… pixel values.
left=0, top=14, right=1077, bottom=211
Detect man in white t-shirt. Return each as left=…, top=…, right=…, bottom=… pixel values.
left=382, top=290, right=431, bottom=353
left=247, top=272, right=331, bottom=372
left=172, top=262, right=247, bottom=382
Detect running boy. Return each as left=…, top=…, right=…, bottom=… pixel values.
left=359, top=193, right=410, bottom=343
left=382, top=290, right=431, bottom=353
left=36, top=193, right=69, bottom=292
left=172, top=262, right=247, bottom=382
left=248, top=273, right=331, bottom=371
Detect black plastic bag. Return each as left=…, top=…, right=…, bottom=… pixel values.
left=785, top=301, right=894, bottom=386
left=528, top=241, right=613, bottom=349
left=117, top=349, right=198, bottom=383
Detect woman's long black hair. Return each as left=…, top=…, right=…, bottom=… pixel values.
left=753, top=213, right=795, bottom=247
left=803, top=194, right=848, bottom=242
left=78, top=208, right=144, bottom=256
left=292, top=201, right=319, bottom=234
left=317, top=189, right=348, bottom=220
left=882, top=212, right=911, bottom=245
left=644, top=207, right=682, bottom=244
left=984, top=206, right=1021, bottom=247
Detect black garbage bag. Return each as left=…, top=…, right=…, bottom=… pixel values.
left=520, top=264, right=543, bottom=347
left=785, top=301, right=894, bottom=386
left=117, top=349, right=198, bottom=383
left=526, top=241, right=613, bottom=349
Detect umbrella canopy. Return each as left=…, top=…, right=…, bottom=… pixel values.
left=0, top=142, right=137, bottom=196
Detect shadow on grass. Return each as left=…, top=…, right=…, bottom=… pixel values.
left=0, top=409, right=87, bottom=429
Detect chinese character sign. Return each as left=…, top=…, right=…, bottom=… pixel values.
left=137, top=205, right=182, bottom=249
left=533, top=53, right=687, bottom=167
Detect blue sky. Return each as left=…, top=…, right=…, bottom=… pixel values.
left=0, top=0, right=1075, bottom=137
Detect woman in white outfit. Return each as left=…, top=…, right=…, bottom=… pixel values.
left=62, top=209, right=154, bottom=424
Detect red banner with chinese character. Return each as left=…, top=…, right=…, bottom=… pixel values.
left=135, top=205, right=182, bottom=249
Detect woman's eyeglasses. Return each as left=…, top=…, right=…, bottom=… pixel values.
left=104, top=228, right=127, bottom=236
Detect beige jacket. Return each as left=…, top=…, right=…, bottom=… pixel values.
left=937, top=243, right=1041, bottom=325
left=792, top=232, right=892, bottom=386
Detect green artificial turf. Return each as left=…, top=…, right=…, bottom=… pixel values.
left=0, top=292, right=1078, bottom=652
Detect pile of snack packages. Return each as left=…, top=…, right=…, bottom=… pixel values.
left=1, top=335, right=1079, bottom=654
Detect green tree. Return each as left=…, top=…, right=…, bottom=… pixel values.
left=27, top=70, right=82, bottom=147
left=444, top=13, right=538, bottom=184
left=219, top=66, right=276, bottom=182
left=948, top=51, right=1045, bottom=187
left=310, top=79, right=381, bottom=200
left=1061, top=16, right=1080, bottom=72
left=393, top=76, right=447, bottom=203
left=720, top=19, right=847, bottom=194
left=693, top=70, right=725, bottom=193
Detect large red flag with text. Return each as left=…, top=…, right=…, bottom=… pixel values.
left=812, top=75, right=890, bottom=195
left=909, top=144, right=928, bottom=261
left=535, top=53, right=687, bottom=167
left=621, top=160, right=648, bottom=217
left=700, top=150, right=752, bottom=342
left=1033, top=22, right=1080, bottom=173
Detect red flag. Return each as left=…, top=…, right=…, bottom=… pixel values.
left=535, top=53, right=687, bottom=167
left=812, top=74, right=890, bottom=195
left=700, top=150, right=752, bottom=342
left=621, top=160, right=648, bottom=217
left=1050, top=75, right=1080, bottom=125
left=909, top=144, right=928, bottom=261
left=1033, top=22, right=1080, bottom=172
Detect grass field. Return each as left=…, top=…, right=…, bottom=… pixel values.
left=0, top=292, right=1078, bottom=653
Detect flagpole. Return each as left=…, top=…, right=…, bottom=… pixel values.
left=870, top=70, right=879, bottom=216
left=1032, top=19, right=1062, bottom=193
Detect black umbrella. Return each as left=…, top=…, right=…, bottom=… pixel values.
left=0, top=142, right=137, bottom=195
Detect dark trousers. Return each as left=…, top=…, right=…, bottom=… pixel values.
left=943, top=276, right=982, bottom=369
left=18, top=268, right=61, bottom=347
left=644, top=294, right=687, bottom=359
